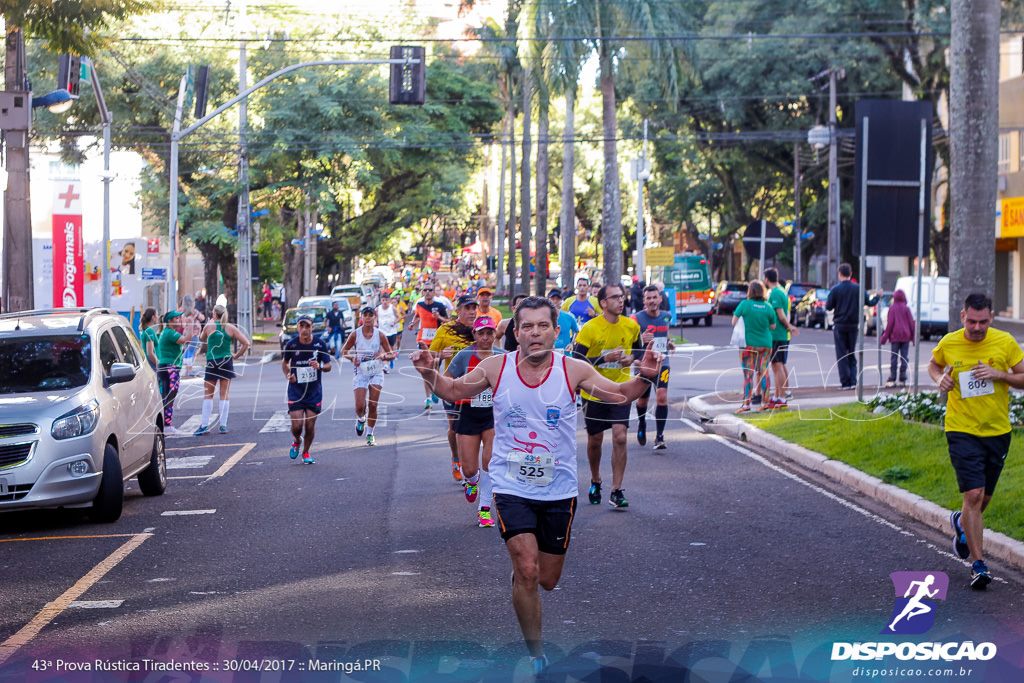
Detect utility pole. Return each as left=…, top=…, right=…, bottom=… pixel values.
left=496, top=114, right=508, bottom=293
left=2, top=28, right=32, bottom=312
left=827, top=68, right=843, bottom=287
left=634, top=119, right=649, bottom=280
left=793, top=143, right=802, bottom=283
left=235, top=2, right=254, bottom=339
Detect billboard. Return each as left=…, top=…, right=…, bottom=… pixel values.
left=51, top=181, right=84, bottom=307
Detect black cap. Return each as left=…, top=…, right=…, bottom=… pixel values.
left=457, top=295, right=477, bottom=307
left=548, top=288, right=563, bottom=298
left=296, top=313, right=313, bottom=324
left=360, top=306, right=375, bottom=315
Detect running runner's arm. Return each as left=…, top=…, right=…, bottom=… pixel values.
left=569, top=342, right=662, bottom=403
left=411, top=349, right=494, bottom=401
left=340, top=331, right=358, bottom=364
left=229, top=325, right=251, bottom=359
left=281, top=349, right=295, bottom=381
left=316, top=345, right=332, bottom=373
left=199, top=321, right=212, bottom=342
left=379, top=331, right=396, bottom=360
left=626, top=330, right=643, bottom=365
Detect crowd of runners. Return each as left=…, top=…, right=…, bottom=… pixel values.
left=275, top=276, right=675, bottom=674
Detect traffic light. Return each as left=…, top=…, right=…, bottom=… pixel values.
left=389, top=46, right=425, bottom=105
left=57, top=54, right=81, bottom=98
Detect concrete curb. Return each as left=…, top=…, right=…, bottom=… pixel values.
left=686, top=394, right=1024, bottom=573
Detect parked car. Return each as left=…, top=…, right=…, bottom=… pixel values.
left=278, top=306, right=329, bottom=349
left=0, top=308, right=167, bottom=522
left=297, top=295, right=354, bottom=333
left=794, top=288, right=832, bottom=328
left=784, top=282, right=822, bottom=324
left=864, top=291, right=894, bottom=336
left=330, top=284, right=367, bottom=310
left=714, top=281, right=748, bottom=315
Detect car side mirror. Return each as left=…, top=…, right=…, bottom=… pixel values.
left=276, top=323, right=283, bottom=328
left=106, top=362, right=136, bottom=386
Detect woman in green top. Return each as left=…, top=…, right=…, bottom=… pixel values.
left=193, top=304, right=251, bottom=435
left=156, top=311, right=195, bottom=434
left=140, top=307, right=159, bottom=369
left=731, top=280, right=776, bottom=413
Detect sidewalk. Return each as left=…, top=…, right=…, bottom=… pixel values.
left=684, top=387, right=1024, bottom=573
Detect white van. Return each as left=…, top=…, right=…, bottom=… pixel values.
left=893, top=275, right=949, bottom=339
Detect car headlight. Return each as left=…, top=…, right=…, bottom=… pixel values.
left=51, top=399, right=101, bottom=440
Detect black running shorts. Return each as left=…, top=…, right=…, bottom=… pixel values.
left=204, top=356, right=236, bottom=381
left=455, top=405, right=494, bottom=435
left=582, top=398, right=630, bottom=434
left=947, top=431, right=1011, bottom=495
left=492, top=493, right=577, bottom=555
left=770, top=340, right=789, bottom=365
left=639, top=366, right=670, bottom=399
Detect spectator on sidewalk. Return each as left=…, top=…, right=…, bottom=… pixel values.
left=880, top=289, right=915, bottom=387
left=825, top=263, right=878, bottom=390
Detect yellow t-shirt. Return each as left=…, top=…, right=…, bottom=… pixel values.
left=574, top=315, right=641, bottom=401
left=932, top=327, right=1023, bottom=436
left=429, top=322, right=473, bottom=372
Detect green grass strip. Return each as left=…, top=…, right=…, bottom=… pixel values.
left=743, top=404, right=1024, bottom=542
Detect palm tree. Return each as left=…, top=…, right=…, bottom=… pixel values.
left=570, top=0, right=690, bottom=286
left=540, top=1, right=589, bottom=289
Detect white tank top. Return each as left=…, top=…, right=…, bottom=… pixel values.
left=490, top=351, right=579, bottom=501
left=376, top=305, right=399, bottom=336
left=353, top=327, right=382, bottom=375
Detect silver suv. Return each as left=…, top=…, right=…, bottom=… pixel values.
left=0, top=308, right=167, bottom=522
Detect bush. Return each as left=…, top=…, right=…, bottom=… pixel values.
left=868, top=390, right=1024, bottom=428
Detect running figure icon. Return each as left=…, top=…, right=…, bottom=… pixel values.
left=886, top=573, right=940, bottom=633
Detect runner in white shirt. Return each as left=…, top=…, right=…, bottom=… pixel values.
left=340, top=306, right=397, bottom=446
left=411, top=296, right=662, bottom=675
left=376, top=291, right=401, bottom=373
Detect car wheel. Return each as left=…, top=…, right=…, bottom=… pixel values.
left=705, top=314, right=713, bottom=327
left=90, top=443, right=124, bottom=523
left=138, top=428, right=167, bottom=496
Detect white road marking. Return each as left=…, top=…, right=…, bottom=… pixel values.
left=65, top=600, right=124, bottom=609
left=178, top=414, right=217, bottom=433
left=160, top=509, right=216, bottom=516
left=259, top=410, right=292, bottom=433
left=166, top=455, right=215, bottom=470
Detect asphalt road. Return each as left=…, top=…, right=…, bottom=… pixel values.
left=2, top=317, right=1022, bottom=682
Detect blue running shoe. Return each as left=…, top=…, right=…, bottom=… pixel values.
left=530, top=655, right=548, bottom=675
left=289, top=442, right=300, bottom=459
left=219, top=425, right=229, bottom=434
left=193, top=425, right=211, bottom=436
left=971, top=560, right=991, bottom=590
left=356, top=419, right=365, bottom=436
left=431, top=392, right=439, bottom=404
left=588, top=481, right=602, bottom=505
left=950, top=510, right=969, bottom=560
left=637, top=420, right=647, bottom=446
left=609, top=488, right=629, bottom=509
left=302, top=452, right=315, bottom=465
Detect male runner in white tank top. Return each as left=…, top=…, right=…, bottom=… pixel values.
left=411, top=296, right=663, bottom=675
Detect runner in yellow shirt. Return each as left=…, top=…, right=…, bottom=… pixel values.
left=571, top=283, right=642, bottom=509
left=929, top=293, right=1024, bottom=590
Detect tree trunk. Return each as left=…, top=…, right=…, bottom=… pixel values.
left=508, top=112, right=518, bottom=299
left=561, top=84, right=576, bottom=291
left=535, top=88, right=549, bottom=296
left=599, top=46, right=623, bottom=287
left=199, top=242, right=221, bottom=305
left=219, top=243, right=238, bottom=312
left=949, top=0, right=999, bottom=328
left=520, top=66, right=533, bottom=297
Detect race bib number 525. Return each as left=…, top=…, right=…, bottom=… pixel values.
left=506, top=450, right=555, bottom=486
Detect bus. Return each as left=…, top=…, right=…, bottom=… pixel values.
left=661, top=252, right=715, bottom=326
